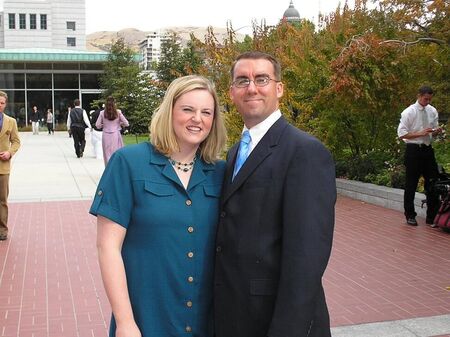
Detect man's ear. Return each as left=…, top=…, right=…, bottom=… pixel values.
left=276, top=82, right=284, bottom=99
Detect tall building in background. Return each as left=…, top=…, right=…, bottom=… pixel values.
left=0, top=0, right=86, bottom=50
left=139, top=31, right=170, bottom=70
left=0, top=0, right=106, bottom=126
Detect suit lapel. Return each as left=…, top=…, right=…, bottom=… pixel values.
left=148, top=145, right=182, bottom=188
left=0, top=115, right=10, bottom=138
left=222, top=144, right=238, bottom=193
left=222, top=117, right=288, bottom=203
left=188, top=159, right=214, bottom=191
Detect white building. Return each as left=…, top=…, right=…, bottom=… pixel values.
left=0, top=0, right=107, bottom=126
left=0, top=0, right=86, bottom=50
left=139, top=30, right=171, bottom=70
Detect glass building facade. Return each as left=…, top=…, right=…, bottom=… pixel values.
left=0, top=49, right=107, bottom=127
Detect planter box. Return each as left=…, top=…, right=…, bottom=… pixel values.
left=336, top=178, right=426, bottom=217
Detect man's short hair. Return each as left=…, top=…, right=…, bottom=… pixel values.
left=0, top=91, right=8, bottom=100
left=74, top=98, right=81, bottom=106
left=230, top=51, right=282, bottom=81
left=418, top=86, right=433, bottom=96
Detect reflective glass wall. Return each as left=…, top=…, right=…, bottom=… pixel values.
left=0, top=62, right=103, bottom=127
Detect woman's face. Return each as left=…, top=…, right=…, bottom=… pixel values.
left=172, top=89, right=215, bottom=152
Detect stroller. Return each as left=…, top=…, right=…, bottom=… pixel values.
left=423, top=166, right=450, bottom=232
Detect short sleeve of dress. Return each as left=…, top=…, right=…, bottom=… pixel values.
left=89, top=150, right=133, bottom=228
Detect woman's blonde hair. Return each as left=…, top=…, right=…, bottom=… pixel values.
left=150, top=75, right=226, bottom=163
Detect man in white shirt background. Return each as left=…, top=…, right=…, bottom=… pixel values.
left=397, top=86, right=443, bottom=226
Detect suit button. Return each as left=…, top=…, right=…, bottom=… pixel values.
left=220, top=211, right=226, bottom=218
left=186, top=300, right=193, bottom=307
left=187, top=251, right=194, bottom=258
left=185, top=326, right=192, bottom=332
left=188, top=276, right=194, bottom=282
left=187, top=226, right=194, bottom=233
left=185, top=199, right=192, bottom=206
left=97, top=190, right=103, bottom=196
left=216, top=246, right=222, bottom=252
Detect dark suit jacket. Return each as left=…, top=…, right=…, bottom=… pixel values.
left=214, top=116, right=336, bottom=337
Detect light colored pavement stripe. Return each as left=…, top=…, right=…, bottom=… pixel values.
left=9, top=131, right=105, bottom=202
left=332, top=314, right=450, bottom=337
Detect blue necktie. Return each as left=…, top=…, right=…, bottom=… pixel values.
left=233, top=130, right=251, bottom=180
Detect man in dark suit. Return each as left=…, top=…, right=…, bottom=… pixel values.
left=67, top=99, right=91, bottom=158
left=214, top=51, right=336, bottom=337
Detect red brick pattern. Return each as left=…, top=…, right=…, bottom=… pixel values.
left=0, top=201, right=109, bottom=337
left=1, top=196, right=449, bottom=335
left=326, top=197, right=450, bottom=327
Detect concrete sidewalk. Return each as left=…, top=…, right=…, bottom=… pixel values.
left=1, top=131, right=449, bottom=337
left=9, top=131, right=105, bottom=202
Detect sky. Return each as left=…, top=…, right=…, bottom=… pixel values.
left=85, top=0, right=354, bottom=34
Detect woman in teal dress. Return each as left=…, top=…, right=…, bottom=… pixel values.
left=90, top=75, right=227, bottom=337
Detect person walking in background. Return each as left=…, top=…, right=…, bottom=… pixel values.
left=0, top=91, right=21, bottom=241
left=214, top=51, right=336, bottom=337
left=46, top=109, right=54, bottom=135
left=90, top=75, right=226, bottom=337
left=30, top=105, right=40, bottom=135
left=397, top=85, right=443, bottom=226
left=67, top=99, right=91, bottom=158
left=89, top=103, right=103, bottom=160
left=95, top=96, right=129, bottom=165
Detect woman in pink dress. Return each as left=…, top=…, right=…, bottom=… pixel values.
left=96, top=96, right=129, bottom=165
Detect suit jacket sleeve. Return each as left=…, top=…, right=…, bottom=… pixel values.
left=118, top=110, right=129, bottom=127
left=268, top=139, right=336, bottom=337
left=8, top=117, right=21, bottom=156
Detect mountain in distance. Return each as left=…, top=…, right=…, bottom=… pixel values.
left=86, top=26, right=247, bottom=52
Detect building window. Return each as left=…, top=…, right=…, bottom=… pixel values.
left=66, top=21, right=76, bottom=31
left=8, top=13, right=15, bottom=29
left=67, top=37, right=76, bottom=47
left=30, top=14, right=36, bottom=29
left=40, top=14, right=47, bottom=29
left=19, top=14, right=26, bottom=29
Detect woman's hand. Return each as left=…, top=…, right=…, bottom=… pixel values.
left=115, top=320, right=142, bottom=337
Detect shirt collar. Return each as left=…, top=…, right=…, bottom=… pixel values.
left=244, top=110, right=282, bottom=145
left=414, top=101, right=426, bottom=111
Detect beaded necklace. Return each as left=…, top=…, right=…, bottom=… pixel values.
left=169, top=156, right=196, bottom=172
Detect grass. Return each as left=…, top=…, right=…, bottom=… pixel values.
left=123, top=133, right=149, bottom=146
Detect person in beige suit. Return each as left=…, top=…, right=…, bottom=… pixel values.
left=0, top=91, right=21, bottom=241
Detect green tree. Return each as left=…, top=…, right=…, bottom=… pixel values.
left=165, top=1, right=449, bottom=180
left=155, top=33, right=204, bottom=91
left=155, top=33, right=184, bottom=86
left=101, top=38, right=160, bottom=136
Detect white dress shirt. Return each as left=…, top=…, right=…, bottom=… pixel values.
left=397, top=101, right=438, bottom=145
left=242, top=110, right=282, bottom=155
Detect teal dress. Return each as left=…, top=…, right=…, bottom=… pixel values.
left=89, top=142, right=225, bottom=337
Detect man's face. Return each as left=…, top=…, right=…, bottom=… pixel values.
left=0, top=96, right=6, bottom=114
left=230, top=58, right=283, bottom=129
left=418, top=93, right=432, bottom=107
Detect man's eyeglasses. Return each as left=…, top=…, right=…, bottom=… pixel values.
left=232, top=76, right=278, bottom=88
